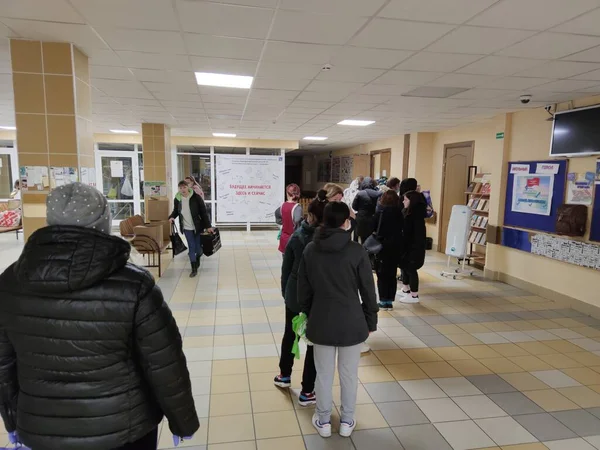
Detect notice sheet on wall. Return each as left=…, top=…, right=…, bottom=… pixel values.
left=216, top=155, right=283, bottom=223
left=511, top=174, right=554, bottom=216
left=20, top=166, right=49, bottom=191
left=50, top=167, right=78, bottom=189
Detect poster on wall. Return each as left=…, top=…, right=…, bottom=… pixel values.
left=511, top=174, right=554, bottom=216
left=216, top=154, right=283, bottom=223
left=567, top=174, right=593, bottom=206
left=331, top=157, right=341, bottom=183
left=20, top=166, right=49, bottom=191
left=340, top=156, right=353, bottom=184
left=80, top=167, right=96, bottom=188
left=143, top=181, right=167, bottom=197
left=317, top=159, right=331, bottom=183
left=50, top=167, right=78, bottom=189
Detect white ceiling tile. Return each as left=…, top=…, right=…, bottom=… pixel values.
left=91, top=65, right=134, bottom=81
left=449, top=88, right=514, bottom=99
left=352, top=19, right=455, bottom=50
left=330, top=47, right=413, bottom=69
left=563, top=45, right=600, bottom=63
left=531, top=79, right=600, bottom=92
left=262, top=41, right=337, bottom=64
left=185, top=34, right=264, bottom=59
left=177, top=1, right=274, bottom=39
left=0, top=0, right=83, bottom=23
left=515, top=61, right=600, bottom=79
left=80, top=48, right=122, bottom=66
left=143, top=81, right=198, bottom=94
left=498, top=33, right=600, bottom=59
left=70, top=0, right=179, bottom=30
left=428, top=73, right=496, bottom=88
left=572, top=68, right=600, bottom=80
left=457, top=56, right=547, bottom=76
left=469, top=0, right=599, bottom=31
left=427, top=26, right=535, bottom=54
left=478, top=76, right=553, bottom=90
left=1, top=19, right=108, bottom=48
left=358, top=84, right=416, bottom=95
left=257, top=62, right=322, bottom=79
left=317, top=67, right=384, bottom=83
left=379, top=0, right=498, bottom=24
left=298, top=91, right=349, bottom=102
left=189, top=57, right=257, bottom=76
left=199, top=86, right=249, bottom=97
left=253, top=78, right=310, bottom=90
left=98, top=29, right=186, bottom=53
left=374, top=70, right=443, bottom=85
left=131, top=69, right=196, bottom=84
left=553, top=8, right=600, bottom=36
left=280, top=0, right=387, bottom=16
left=396, top=52, right=483, bottom=72
left=116, top=51, right=192, bottom=71
left=270, top=10, right=366, bottom=45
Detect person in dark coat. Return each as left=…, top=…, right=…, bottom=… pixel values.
left=274, top=190, right=327, bottom=407
left=169, top=180, right=214, bottom=278
left=352, top=177, right=383, bottom=243
left=298, top=202, right=378, bottom=439
left=373, top=191, right=404, bottom=311
left=0, top=183, right=199, bottom=450
left=399, top=190, right=428, bottom=304
left=399, top=178, right=418, bottom=197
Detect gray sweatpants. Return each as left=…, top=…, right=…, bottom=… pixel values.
left=313, top=343, right=362, bottom=424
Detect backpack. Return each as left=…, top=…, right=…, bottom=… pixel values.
left=556, top=204, right=587, bottom=237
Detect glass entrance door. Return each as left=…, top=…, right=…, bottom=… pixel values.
left=96, top=151, right=141, bottom=226
left=0, top=147, right=19, bottom=201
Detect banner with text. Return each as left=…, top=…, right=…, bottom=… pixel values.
left=216, top=154, right=283, bottom=223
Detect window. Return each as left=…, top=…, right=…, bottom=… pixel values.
left=177, top=154, right=212, bottom=200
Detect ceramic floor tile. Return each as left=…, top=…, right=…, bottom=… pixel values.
left=434, top=377, right=483, bottom=397
left=480, top=357, right=526, bottom=374
left=303, top=434, right=354, bottom=450
left=212, top=359, right=247, bottom=376
left=531, top=370, right=582, bottom=388
left=434, top=420, right=496, bottom=450
left=254, top=410, right=301, bottom=439
left=556, top=386, right=600, bottom=408
left=476, top=416, right=537, bottom=446
left=377, top=400, right=430, bottom=427
left=332, top=383, right=374, bottom=406
left=251, top=389, right=294, bottom=413
left=386, top=363, right=429, bottom=381
left=212, top=345, right=247, bottom=360
left=488, top=392, right=544, bottom=415
left=467, top=374, right=518, bottom=394
left=552, top=410, right=600, bottom=437
left=544, top=438, right=596, bottom=450
left=523, top=389, right=580, bottom=412
left=210, top=392, right=253, bottom=417
left=512, top=413, right=578, bottom=442
left=415, top=397, right=469, bottom=423
left=489, top=344, right=531, bottom=358
left=256, top=436, right=305, bottom=450
left=399, top=379, right=448, bottom=400
left=358, top=365, right=395, bottom=383
left=418, top=361, right=461, bottom=378
left=392, top=423, right=453, bottom=450
left=501, top=373, right=550, bottom=391
left=584, top=435, right=600, bottom=449
left=363, top=382, right=410, bottom=403
left=453, top=395, right=508, bottom=419
left=449, top=359, right=494, bottom=376
left=350, top=428, right=404, bottom=450
left=212, top=374, right=249, bottom=394
left=462, top=346, right=503, bottom=359
left=351, top=403, right=389, bottom=430
left=373, top=349, right=411, bottom=364
left=404, top=348, right=444, bottom=363
left=537, top=353, right=583, bottom=370
left=208, top=414, right=255, bottom=444
left=562, top=368, right=600, bottom=385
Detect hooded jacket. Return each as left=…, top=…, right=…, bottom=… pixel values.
left=0, top=226, right=199, bottom=450
left=402, top=199, right=428, bottom=269
left=298, top=228, right=378, bottom=347
left=281, top=221, right=316, bottom=313
left=352, top=177, right=383, bottom=217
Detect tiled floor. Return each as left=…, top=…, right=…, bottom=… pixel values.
left=4, top=230, right=600, bottom=449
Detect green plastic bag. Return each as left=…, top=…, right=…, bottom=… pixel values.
left=277, top=227, right=281, bottom=240
left=291, top=313, right=312, bottom=360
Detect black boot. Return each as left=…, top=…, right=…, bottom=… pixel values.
left=190, top=261, right=198, bottom=278
left=196, top=253, right=201, bottom=267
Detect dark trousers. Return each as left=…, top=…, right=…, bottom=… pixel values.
left=279, top=307, right=316, bottom=393
left=401, top=265, right=420, bottom=293
left=376, top=253, right=399, bottom=302
left=114, top=428, right=158, bottom=450
left=183, top=229, right=203, bottom=263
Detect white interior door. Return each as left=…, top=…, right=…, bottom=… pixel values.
left=95, top=150, right=141, bottom=226
left=0, top=147, right=19, bottom=201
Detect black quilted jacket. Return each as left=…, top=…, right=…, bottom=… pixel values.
left=0, top=226, right=199, bottom=450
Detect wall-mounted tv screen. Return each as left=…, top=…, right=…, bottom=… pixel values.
left=550, top=105, right=600, bottom=157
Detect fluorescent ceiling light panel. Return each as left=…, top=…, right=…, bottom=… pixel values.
left=0, top=126, right=16, bottom=130
left=195, top=72, right=253, bottom=89
left=213, top=133, right=237, bottom=137
left=338, top=119, right=375, bottom=126
left=303, top=136, right=328, bottom=141
left=110, top=129, right=139, bottom=134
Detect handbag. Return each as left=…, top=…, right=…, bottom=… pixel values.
left=363, top=213, right=383, bottom=255
left=170, top=223, right=188, bottom=256
left=201, top=228, right=222, bottom=257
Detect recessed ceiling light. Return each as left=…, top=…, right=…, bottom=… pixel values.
left=0, top=126, right=16, bottom=130
left=213, top=133, right=237, bottom=138
left=110, top=129, right=139, bottom=134
left=338, top=120, right=375, bottom=126
left=303, top=136, right=328, bottom=141
left=195, top=72, right=253, bottom=89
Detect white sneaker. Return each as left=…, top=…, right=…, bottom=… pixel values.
left=360, top=342, right=370, bottom=354
left=312, top=414, right=332, bottom=438
left=339, top=420, right=356, bottom=437
left=399, top=295, right=420, bottom=304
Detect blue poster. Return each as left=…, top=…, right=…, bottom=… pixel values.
left=511, top=174, right=554, bottom=216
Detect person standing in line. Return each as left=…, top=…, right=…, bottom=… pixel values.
left=397, top=178, right=419, bottom=293
left=170, top=180, right=213, bottom=278
left=185, top=176, right=204, bottom=199
left=274, top=190, right=328, bottom=406
left=0, top=183, right=199, bottom=450
left=275, top=183, right=303, bottom=254
left=374, top=191, right=404, bottom=311
left=343, top=177, right=363, bottom=243
left=352, top=177, right=383, bottom=244
left=9, top=180, right=20, bottom=200
left=386, top=177, right=401, bottom=194
left=298, top=202, right=378, bottom=439
left=399, top=190, right=427, bottom=304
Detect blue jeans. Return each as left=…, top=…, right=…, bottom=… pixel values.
left=183, top=229, right=203, bottom=264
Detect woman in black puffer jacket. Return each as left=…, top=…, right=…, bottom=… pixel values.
left=0, top=183, right=199, bottom=450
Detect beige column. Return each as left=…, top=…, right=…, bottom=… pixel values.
left=141, top=123, right=172, bottom=221
left=10, top=39, right=94, bottom=240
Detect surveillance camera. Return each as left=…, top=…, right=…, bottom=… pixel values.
left=322, top=64, right=332, bottom=71
left=545, top=105, right=552, bottom=112
left=520, top=95, right=532, bottom=104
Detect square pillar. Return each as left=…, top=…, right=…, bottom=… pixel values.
left=10, top=39, right=94, bottom=240
left=142, top=123, right=172, bottom=221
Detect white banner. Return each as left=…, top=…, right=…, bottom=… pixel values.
left=510, top=164, right=530, bottom=174
left=216, top=154, right=283, bottom=223
left=536, top=163, right=560, bottom=174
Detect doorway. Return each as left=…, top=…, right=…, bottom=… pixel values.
left=95, top=150, right=143, bottom=226
left=0, top=146, right=19, bottom=201
left=439, top=142, right=474, bottom=252
left=370, top=149, right=391, bottom=179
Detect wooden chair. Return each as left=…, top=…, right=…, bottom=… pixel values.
left=120, top=215, right=170, bottom=276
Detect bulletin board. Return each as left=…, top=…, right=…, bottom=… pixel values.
left=504, top=159, right=568, bottom=233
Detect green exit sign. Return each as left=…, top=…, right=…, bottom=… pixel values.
left=496, top=132, right=505, bottom=140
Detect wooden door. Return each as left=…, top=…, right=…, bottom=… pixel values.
left=439, top=143, right=474, bottom=252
